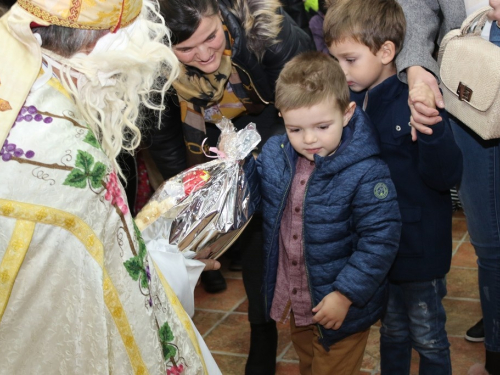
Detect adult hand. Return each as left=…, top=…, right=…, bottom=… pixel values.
left=489, top=0, right=500, bottom=21
left=407, top=66, right=443, bottom=140
left=198, top=259, right=221, bottom=271
left=312, top=291, right=352, bottom=330
left=409, top=81, right=437, bottom=121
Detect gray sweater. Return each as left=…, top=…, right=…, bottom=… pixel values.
left=396, top=0, right=466, bottom=82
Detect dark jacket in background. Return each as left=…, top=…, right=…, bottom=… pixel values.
left=281, top=0, right=313, bottom=38
left=351, top=75, right=463, bottom=282
left=245, top=107, right=401, bottom=348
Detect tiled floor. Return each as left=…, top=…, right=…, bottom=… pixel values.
left=193, top=210, right=484, bottom=374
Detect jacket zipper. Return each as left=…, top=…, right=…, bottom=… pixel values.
left=231, top=61, right=270, bottom=105
left=302, top=167, right=324, bottom=340
left=265, top=145, right=292, bottom=314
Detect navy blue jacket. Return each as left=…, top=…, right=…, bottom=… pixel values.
left=245, top=107, right=401, bottom=348
left=351, top=75, right=463, bottom=282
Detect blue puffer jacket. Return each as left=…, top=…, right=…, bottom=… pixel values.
left=245, top=107, right=402, bottom=349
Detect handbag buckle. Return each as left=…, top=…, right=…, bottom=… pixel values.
left=457, top=82, right=473, bottom=102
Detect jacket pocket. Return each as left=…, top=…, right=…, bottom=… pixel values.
left=379, top=121, right=411, bottom=146
left=398, top=206, right=424, bottom=257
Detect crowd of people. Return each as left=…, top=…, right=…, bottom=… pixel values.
left=0, top=0, right=499, bottom=374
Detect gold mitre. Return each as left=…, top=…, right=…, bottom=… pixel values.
left=17, top=0, right=143, bottom=31
left=0, top=0, right=144, bottom=146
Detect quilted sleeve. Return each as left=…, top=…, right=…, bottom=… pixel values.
left=333, top=159, right=401, bottom=307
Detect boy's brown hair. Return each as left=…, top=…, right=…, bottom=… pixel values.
left=275, top=51, right=350, bottom=112
left=323, top=0, right=406, bottom=56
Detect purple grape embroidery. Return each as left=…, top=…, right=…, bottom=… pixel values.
left=1, top=139, right=35, bottom=162
left=15, top=105, right=53, bottom=125
left=1, top=105, right=54, bottom=163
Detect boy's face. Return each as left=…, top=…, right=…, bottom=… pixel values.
left=281, top=99, right=356, bottom=161
left=328, top=38, right=390, bottom=92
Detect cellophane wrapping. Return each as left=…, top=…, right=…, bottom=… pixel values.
left=136, top=118, right=260, bottom=259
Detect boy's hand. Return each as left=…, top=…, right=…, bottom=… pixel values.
left=407, top=66, right=444, bottom=141
left=409, top=81, right=436, bottom=111
left=311, top=291, right=352, bottom=330
left=409, top=81, right=441, bottom=138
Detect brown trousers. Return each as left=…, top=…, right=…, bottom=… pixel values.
left=290, top=313, right=370, bottom=375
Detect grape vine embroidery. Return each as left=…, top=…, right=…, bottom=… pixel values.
left=1, top=105, right=54, bottom=162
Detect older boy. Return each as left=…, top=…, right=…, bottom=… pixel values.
left=245, top=51, right=401, bottom=375
left=325, top=1, right=463, bottom=373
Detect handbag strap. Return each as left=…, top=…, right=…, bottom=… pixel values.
left=461, top=6, right=492, bottom=36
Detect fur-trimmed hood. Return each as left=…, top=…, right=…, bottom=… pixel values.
left=218, top=0, right=314, bottom=103
left=227, top=0, right=284, bottom=59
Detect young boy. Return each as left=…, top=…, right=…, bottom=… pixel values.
left=244, top=51, right=401, bottom=374
left=324, top=1, right=463, bottom=373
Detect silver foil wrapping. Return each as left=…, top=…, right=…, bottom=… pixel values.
left=136, top=118, right=261, bottom=259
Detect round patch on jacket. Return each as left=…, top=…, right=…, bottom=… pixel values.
left=374, top=182, right=389, bottom=200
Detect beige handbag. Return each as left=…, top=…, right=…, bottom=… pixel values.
left=438, top=6, right=500, bottom=140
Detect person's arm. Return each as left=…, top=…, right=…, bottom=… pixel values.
left=490, top=1, right=500, bottom=20
left=311, top=161, right=401, bottom=330
left=417, top=112, right=463, bottom=190
left=244, top=153, right=261, bottom=217
left=397, top=0, right=466, bottom=135
left=198, top=259, right=222, bottom=271
left=396, top=0, right=442, bottom=84
left=311, top=290, right=352, bottom=330
left=410, top=81, right=463, bottom=189
left=332, top=161, right=401, bottom=309
left=397, top=0, right=444, bottom=134
left=407, top=66, right=443, bottom=137
left=141, top=94, right=187, bottom=180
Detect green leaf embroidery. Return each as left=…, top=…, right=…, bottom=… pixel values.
left=64, top=150, right=108, bottom=190
left=123, top=257, right=143, bottom=281
left=133, top=221, right=142, bottom=240
left=162, top=345, right=177, bottom=361
left=133, top=221, right=148, bottom=259
left=124, top=222, right=149, bottom=288
left=159, top=322, right=177, bottom=360
left=75, top=150, right=94, bottom=174
left=63, top=169, right=88, bottom=189
left=159, top=322, right=175, bottom=342
left=140, top=272, right=149, bottom=289
left=83, top=131, right=100, bottom=149
left=138, top=240, right=147, bottom=260
left=89, top=162, right=107, bottom=189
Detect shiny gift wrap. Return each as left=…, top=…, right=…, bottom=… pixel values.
left=136, top=118, right=260, bottom=259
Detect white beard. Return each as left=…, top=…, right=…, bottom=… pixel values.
left=36, top=0, right=179, bottom=175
